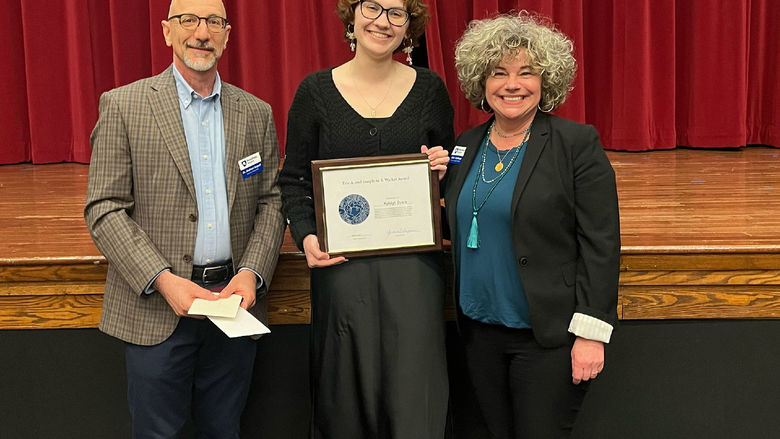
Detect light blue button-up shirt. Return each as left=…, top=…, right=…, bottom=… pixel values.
left=172, top=65, right=231, bottom=266
left=144, top=66, right=263, bottom=294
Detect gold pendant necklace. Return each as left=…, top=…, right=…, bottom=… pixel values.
left=490, top=122, right=532, bottom=173
left=493, top=137, right=514, bottom=171
left=350, top=62, right=395, bottom=118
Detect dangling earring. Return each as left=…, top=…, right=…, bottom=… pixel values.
left=402, top=37, right=414, bottom=65
left=346, top=24, right=356, bottom=52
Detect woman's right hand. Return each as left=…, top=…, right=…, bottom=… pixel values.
left=302, top=234, right=347, bottom=268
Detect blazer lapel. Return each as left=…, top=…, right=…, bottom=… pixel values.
left=510, top=112, right=551, bottom=218
left=148, top=67, right=197, bottom=201
left=446, top=119, right=492, bottom=234
left=221, top=85, right=246, bottom=211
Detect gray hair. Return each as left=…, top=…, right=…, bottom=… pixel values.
left=454, top=11, right=576, bottom=112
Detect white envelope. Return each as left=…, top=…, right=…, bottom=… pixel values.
left=209, top=307, right=271, bottom=338
left=188, top=294, right=242, bottom=318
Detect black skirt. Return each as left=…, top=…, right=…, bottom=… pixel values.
left=309, top=252, right=449, bottom=439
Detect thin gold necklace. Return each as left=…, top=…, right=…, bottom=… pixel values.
left=487, top=121, right=532, bottom=173
left=350, top=62, right=396, bottom=117
left=494, top=146, right=513, bottom=172
left=492, top=122, right=532, bottom=172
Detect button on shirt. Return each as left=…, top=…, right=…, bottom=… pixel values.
left=173, top=65, right=231, bottom=266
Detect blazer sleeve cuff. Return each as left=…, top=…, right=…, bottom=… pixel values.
left=142, top=268, right=170, bottom=295
left=568, top=312, right=614, bottom=343
left=238, top=267, right=264, bottom=291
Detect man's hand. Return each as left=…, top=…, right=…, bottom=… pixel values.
left=154, top=271, right=217, bottom=317
left=218, top=269, right=258, bottom=310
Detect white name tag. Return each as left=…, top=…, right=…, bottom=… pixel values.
left=450, top=146, right=467, bottom=164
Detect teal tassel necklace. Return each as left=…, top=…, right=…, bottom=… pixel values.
left=467, top=122, right=530, bottom=249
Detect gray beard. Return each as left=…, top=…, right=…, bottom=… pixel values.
left=182, top=53, right=217, bottom=72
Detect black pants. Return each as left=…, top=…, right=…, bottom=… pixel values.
left=461, top=317, right=588, bottom=439
left=125, top=317, right=256, bottom=439
left=309, top=253, right=449, bottom=439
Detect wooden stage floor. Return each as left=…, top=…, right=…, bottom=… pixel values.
left=1, top=147, right=779, bottom=329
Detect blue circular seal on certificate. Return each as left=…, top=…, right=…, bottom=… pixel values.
left=339, top=194, right=370, bottom=225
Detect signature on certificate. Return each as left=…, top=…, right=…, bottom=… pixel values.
left=387, top=227, right=420, bottom=238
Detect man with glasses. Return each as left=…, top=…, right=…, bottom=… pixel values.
left=84, top=0, right=284, bottom=437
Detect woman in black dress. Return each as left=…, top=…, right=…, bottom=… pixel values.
left=279, top=1, right=453, bottom=437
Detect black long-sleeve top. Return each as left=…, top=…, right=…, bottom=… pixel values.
left=279, top=67, right=455, bottom=250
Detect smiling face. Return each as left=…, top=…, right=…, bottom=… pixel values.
left=484, top=49, right=542, bottom=128
left=353, top=0, right=409, bottom=59
left=161, top=0, right=230, bottom=75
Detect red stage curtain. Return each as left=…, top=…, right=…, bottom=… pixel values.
left=426, top=0, right=779, bottom=151
left=2, top=0, right=352, bottom=164
left=1, top=0, right=778, bottom=164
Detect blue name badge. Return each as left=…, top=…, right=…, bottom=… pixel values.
left=239, top=152, right=263, bottom=179
left=450, top=146, right=467, bottom=164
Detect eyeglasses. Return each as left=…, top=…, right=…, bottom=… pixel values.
left=168, top=14, right=229, bottom=33
left=358, top=1, right=410, bottom=27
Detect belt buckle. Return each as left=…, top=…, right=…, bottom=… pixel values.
left=202, top=265, right=228, bottom=284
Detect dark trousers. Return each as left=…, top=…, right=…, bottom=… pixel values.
left=125, top=317, right=256, bottom=439
left=461, top=317, right=588, bottom=439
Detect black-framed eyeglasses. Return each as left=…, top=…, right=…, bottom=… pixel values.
left=168, top=14, right=229, bottom=33
left=358, top=0, right=410, bottom=27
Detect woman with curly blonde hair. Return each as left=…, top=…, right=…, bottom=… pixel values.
left=443, top=12, right=620, bottom=438
left=279, top=1, right=453, bottom=437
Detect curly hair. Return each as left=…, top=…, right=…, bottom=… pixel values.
left=454, top=11, right=576, bottom=112
left=336, top=0, right=430, bottom=49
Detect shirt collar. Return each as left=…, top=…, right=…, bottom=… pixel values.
left=172, top=64, right=222, bottom=109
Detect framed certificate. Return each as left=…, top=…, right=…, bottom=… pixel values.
left=311, top=153, right=442, bottom=258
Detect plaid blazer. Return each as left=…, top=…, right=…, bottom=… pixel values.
left=85, top=67, right=285, bottom=346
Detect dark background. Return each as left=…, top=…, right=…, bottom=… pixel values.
left=2, top=320, right=779, bottom=438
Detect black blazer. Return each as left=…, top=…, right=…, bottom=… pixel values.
left=443, top=112, right=620, bottom=347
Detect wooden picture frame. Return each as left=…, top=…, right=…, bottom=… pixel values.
left=311, top=153, right=442, bottom=258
